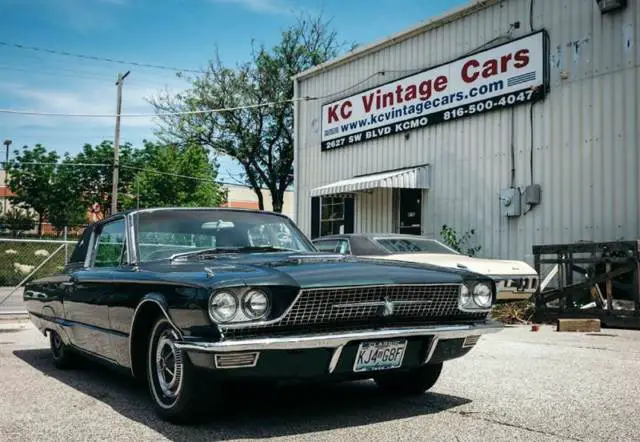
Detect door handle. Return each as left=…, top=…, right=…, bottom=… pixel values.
left=61, top=281, right=75, bottom=287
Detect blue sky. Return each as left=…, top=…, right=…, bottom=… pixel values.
left=0, top=0, right=466, bottom=182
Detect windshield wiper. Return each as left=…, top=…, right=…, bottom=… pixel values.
left=225, top=246, right=297, bottom=253
left=168, top=246, right=296, bottom=262
left=168, top=248, right=222, bottom=262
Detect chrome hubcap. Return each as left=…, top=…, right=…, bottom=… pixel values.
left=155, top=329, right=183, bottom=400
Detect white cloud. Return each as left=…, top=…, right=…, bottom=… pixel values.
left=0, top=77, right=187, bottom=130
left=210, top=0, right=300, bottom=15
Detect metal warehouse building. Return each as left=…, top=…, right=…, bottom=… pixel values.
left=292, top=0, right=639, bottom=265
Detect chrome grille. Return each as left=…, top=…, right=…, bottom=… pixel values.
left=283, top=284, right=461, bottom=325
left=221, top=284, right=487, bottom=339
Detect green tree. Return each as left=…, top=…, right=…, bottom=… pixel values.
left=151, top=14, right=353, bottom=212
left=121, top=141, right=227, bottom=209
left=0, top=208, right=36, bottom=237
left=47, top=155, right=88, bottom=235
left=7, top=144, right=59, bottom=235
left=72, top=140, right=142, bottom=216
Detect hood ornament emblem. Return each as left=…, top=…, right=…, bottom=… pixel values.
left=377, top=296, right=395, bottom=317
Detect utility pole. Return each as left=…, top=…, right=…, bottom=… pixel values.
left=2, top=139, right=11, bottom=215
left=111, top=70, right=130, bottom=215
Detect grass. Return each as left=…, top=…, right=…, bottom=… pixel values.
left=0, top=241, right=71, bottom=286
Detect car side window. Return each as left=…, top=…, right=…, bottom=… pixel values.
left=93, top=218, right=127, bottom=268
left=314, top=240, right=338, bottom=252
left=336, top=239, right=351, bottom=255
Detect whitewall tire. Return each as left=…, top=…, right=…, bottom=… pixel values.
left=146, top=317, right=203, bottom=423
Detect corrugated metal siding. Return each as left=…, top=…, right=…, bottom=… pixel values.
left=295, top=0, right=640, bottom=265
left=355, top=189, right=394, bottom=233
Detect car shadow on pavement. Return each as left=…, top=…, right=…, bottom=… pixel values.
left=14, top=349, right=471, bottom=440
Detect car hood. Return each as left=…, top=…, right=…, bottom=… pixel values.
left=370, top=253, right=538, bottom=277
left=137, top=251, right=481, bottom=289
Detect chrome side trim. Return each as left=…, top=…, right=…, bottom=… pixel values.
left=32, top=312, right=72, bottom=346
left=175, top=322, right=503, bottom=354
left=328, top=345, right=344, bottom=373
left=74, top=279, right=203, bottom=288
left=128, top=298, right=183, bottom=376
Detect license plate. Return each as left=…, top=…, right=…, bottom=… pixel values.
left=353, top=340, right=407, bottom=373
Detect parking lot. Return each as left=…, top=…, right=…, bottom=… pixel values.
left=1, top=320, right=639, bottom=441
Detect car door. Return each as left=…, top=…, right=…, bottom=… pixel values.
left=63, top=216, right=128, bottom=362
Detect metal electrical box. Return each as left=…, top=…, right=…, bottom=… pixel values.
left=499, top=187, right=521, bottom=217
left=524, top=184, right=542, bottom=205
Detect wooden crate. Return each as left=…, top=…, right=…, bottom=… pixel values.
left=557, top=318, right=601, bottom=332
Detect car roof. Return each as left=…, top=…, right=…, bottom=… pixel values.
left=97, top=207, right=291, bottom=225
left=313, top=233, right=439, bottom=241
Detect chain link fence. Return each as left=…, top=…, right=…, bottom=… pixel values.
left=0, top=238, right=76, bottom=315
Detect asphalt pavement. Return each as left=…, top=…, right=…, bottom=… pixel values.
left=1, top=320, right=639, bottom=441
left=0, top=287, right=26, bottom=316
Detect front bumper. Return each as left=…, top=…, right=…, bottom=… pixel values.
left=493, top=274, right=539, bottom=301
left=175, top=321, right=503, bottom=377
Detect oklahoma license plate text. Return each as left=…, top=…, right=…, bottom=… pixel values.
left=353, top=340, right=407, bottom=372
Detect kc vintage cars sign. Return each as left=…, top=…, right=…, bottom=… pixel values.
left=320, top=30, right=549, bottom=151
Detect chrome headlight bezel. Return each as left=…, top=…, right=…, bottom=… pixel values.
left=208, top=287, right=272, bottom=324
left=472, top=283, right=493, bottom=308
left=458, top=281, right=495, bottom=311
left=208, top=291, right=239, bottom=323
left=241, top=289, right=271, bottom=320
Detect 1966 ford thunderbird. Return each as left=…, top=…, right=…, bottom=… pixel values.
left=24, top=208, right=502, bottom=423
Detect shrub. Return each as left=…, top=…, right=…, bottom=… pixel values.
left=492, top=301, right=536, bottom=324
left=440, top=224, right=482, bottom=256
left=0, top=209, right=36, bottom=237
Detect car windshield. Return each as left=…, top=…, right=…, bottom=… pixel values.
left=133, top=209, right=315, bottom=261
left=374, top=237, right=460, bottom=254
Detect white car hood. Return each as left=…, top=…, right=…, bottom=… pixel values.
left=373, top=253, right=537, bottom=277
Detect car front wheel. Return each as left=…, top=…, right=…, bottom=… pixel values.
left=146, top=317, right=204, bottom=424
left=373, top=362, right=443, bottom=395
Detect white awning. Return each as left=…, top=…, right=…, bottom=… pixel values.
left=310, top=165, right=431, bottom=197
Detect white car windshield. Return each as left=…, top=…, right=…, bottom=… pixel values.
left=134, top=209, right=315, bottom=261
left=374, top=237, right=460, bottom=254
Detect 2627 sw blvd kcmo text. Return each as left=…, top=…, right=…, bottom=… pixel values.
left=320, top=30, right=549, bottom=151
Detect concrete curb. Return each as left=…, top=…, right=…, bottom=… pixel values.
left=0, top=312, right=29, bottom=321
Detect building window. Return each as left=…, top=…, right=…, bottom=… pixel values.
left=320, top=196, right=345, bottom=236
left=310, top=195, right=354, bottom=239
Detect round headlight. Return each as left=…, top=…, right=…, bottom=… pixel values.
left=459, top=284, right=471, bottom=306
left=209, top=291, right=238, bottom=322
left=472, top=283, right=493, bottom=308
left=242, top=289, right=270, bottom=319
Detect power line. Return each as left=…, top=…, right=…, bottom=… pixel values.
left=0, top=40, right=205, bottom=74
left=0, top=69, right=401, bottom=118
left=4, top=161, right=220, bottom=183
left=0, top=98, right=310, bottom=118
left=0, top=64, right=182, bottom=88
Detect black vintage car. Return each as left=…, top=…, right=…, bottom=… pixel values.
left=24, top=208, right=502, bottom=423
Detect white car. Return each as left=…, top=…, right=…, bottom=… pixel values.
left=312, top=233, right=539, bottom=301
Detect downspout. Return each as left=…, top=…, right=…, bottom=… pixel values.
left=292, top=76, right=300, bottom=224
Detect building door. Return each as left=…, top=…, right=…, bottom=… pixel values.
left=398, top=189, right=422, bottom=235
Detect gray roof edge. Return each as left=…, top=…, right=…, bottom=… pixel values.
left=292, top=0, right=500, bottom=82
